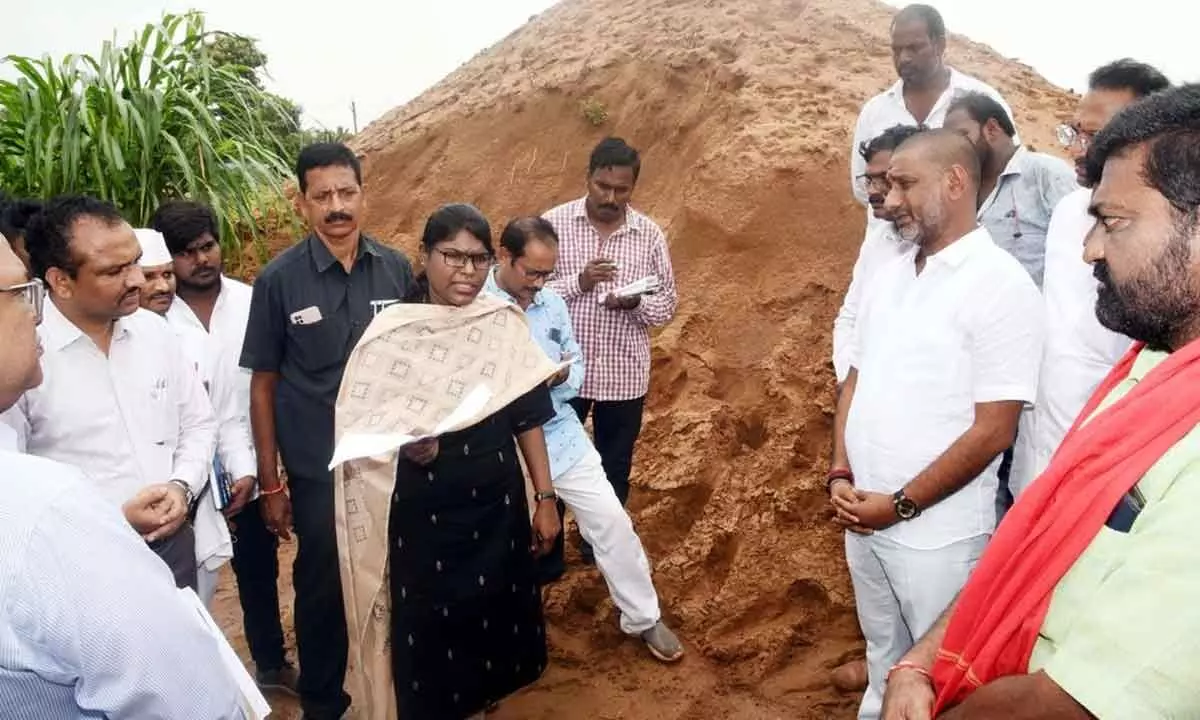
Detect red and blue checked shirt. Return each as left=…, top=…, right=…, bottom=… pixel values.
left=544, top=198, right=678, bottom=402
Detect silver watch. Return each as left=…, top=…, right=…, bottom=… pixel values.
left=168, top=479, right=195, bottom=507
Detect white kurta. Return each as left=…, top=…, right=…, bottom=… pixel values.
left=1010, top=188, right=1133, bottom=497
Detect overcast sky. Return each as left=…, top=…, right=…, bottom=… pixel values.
left=2, top=0, right=1196, bottom=130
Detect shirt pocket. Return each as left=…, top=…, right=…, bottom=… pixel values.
left=888, top=307, right=970, bottom=411
left=286, top=317, right=349, bottom=373
left=143, top=373, right=179, bottom=465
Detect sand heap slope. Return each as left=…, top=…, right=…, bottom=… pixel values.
left=350, top=0, right=1073, bottom=716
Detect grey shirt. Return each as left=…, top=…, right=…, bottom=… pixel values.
left=978, top=146, right=1078, bottom=289
left=240, top=234, right=414, bottom=480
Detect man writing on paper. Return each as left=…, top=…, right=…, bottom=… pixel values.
left=0, top=229, right=248, bottom=720
left=882, top=83, right=1200, bottom=720
left=544, top=137, right=678, bottom=565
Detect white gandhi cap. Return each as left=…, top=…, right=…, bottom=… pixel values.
left=134, top=228, right=172, bottom=267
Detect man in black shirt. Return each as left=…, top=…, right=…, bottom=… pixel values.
left=241, top=143, right=414, bottom=720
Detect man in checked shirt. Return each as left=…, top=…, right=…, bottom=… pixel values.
left=545, top=136, right=678, bottom=563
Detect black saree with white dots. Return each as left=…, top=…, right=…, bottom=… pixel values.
left=387, top=383, right=553, bottom=719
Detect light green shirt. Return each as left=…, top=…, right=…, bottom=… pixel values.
left=1029, top=349, right=1200, bottom=718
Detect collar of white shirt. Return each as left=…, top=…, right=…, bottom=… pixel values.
left=0, top=422, right=17, bottom=452
left=41, top=298, right=133, bottom=353
left=166, top=277, right=233, bottom=329
left=883, top=66, right=973, bottom=103
left=921, top=225, right=991, bottom=270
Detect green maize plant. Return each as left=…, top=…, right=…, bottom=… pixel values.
left=0, top=11, right=295, bottom=256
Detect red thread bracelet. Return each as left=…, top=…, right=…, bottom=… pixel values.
left=825, top=468, right=855, bottom=492
left=887, top=661, right=931, bottom=682
left=259, top=483, right=287, bottom=496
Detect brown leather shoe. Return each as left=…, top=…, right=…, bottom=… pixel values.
left=831, top=659, right=868, bottom=692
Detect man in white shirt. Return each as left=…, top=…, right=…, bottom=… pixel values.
left=943, top=92, right=1077, bottom=287
left=828, top=131, right=1042, bottom=720
left=850, top=4, right=1016, bottom=210
left=153, top=199, right=297, bottom=694
left=0, top=233, right=248, bottom=719
left=834, top=124, right=923, bottom=383
left=4, top=195, right=217, bottom=591
left=136, top=227, right=255, bottom=607
left=1010, top=60, right=1171, bottom=498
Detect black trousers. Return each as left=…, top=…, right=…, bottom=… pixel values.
left=288, top=474, right=351, bottom=719
left=230, top=498, right=287, bottom=672
left=149, top=521, right=198, bottom=591
left=569, top=396, right=645, bottom=505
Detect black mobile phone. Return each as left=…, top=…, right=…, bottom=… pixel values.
left=1105, top=486, right=1146, bottom=533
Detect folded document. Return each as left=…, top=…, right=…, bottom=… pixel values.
left=328, top=359, right=573, bottom=470
left=328, top=384, right=493, bottom=469
left=599, top=275, right=660, bottom=305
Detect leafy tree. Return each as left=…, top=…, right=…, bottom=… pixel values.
left=0, top=12, right=293, bottom=254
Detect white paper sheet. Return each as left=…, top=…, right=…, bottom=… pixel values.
left=328, top=361, right=574, bottom=470
left=178, top=587, right=272, bottom=719
left=599, top=275, right=660, bottom=304
left=328, top=384, right=496, bottom=469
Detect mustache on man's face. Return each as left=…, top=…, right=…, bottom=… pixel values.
left=325, top=211, right=353, bottom=223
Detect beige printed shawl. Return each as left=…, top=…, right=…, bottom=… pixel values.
left=331, top=294, right=561, bottom=720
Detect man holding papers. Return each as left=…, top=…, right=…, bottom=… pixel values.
left=487, top=216, right=684, bottom=663
left=545, top=137, right=678, bottom=563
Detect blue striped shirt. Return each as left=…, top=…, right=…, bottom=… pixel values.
left=0, top=450, right=246, bottom=719
left=485, top=271, right=591, bottom=479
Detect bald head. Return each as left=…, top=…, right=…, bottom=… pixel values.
left=895, top=129, right=982, bottom=190
left=884, top=129, right=982, bottom=249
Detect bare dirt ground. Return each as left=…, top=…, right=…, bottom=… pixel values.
left=214, top=0, right=1074, bottom=716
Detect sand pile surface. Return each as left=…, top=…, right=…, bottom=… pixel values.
left=217, top=1, right=1074, bottom=715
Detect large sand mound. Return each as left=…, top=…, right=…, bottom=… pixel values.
left=217, top=0, right=1075, bottom=716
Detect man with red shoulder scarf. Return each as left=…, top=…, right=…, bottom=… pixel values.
left=882, top=83, right=1200, bottom=719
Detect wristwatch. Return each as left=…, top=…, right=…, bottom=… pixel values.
left=168, top=478, right=196, bottom=508
left=892, top=489, right=921, bottom=520
left=534, top=490, right=557, bottom=503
